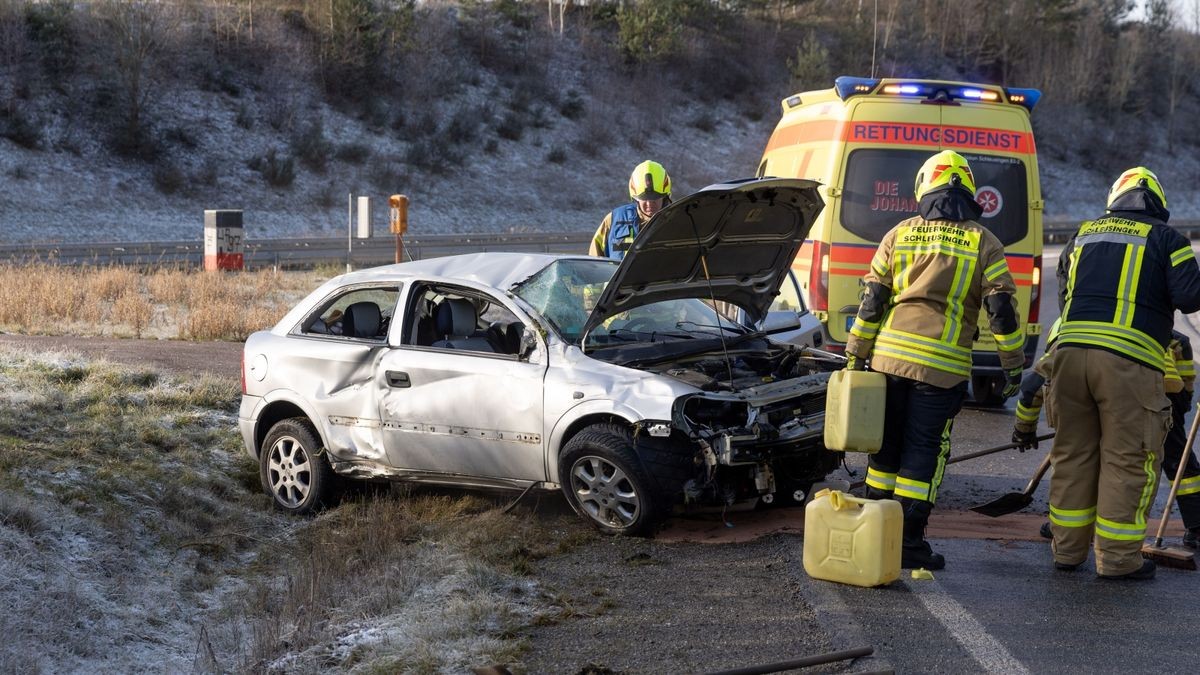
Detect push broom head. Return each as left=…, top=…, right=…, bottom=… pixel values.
left=1141, top=542, right=1198, bottom=570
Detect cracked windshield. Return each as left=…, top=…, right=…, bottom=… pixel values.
left=514, top=259, right=747, bottom=345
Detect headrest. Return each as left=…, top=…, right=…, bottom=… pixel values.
left=436, top=298, right=477, bottom=336
left=343, top=302, right=381, bottom=338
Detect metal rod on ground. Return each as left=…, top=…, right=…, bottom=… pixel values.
left=850, top=434, right=1055, bottom=489
left=702, top=646, right=874, bottom=675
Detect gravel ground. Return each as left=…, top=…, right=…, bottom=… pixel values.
left=522, top=532, right=861, bottom=675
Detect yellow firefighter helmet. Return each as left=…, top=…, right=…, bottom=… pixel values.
left=629, top=160, right=672, bottom=201
left=914, top=150, right=977, bottom=200
left=1107, top=166, right=1167, bottom=210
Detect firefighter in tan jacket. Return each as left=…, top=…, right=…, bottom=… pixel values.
left=847, top=150, right=1025, bottom=570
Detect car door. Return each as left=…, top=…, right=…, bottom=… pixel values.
left=376, top=283, right=548, bottom=482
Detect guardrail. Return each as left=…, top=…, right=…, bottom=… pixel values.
left=2, top=221, right=1197, bottom=268
left=0, top=231, right=595, bottom=269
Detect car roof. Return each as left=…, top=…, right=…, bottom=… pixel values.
left=335, top=252, right=603, bottom=290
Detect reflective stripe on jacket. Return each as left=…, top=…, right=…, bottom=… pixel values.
left=846, top=215, right=1024, bottom=388
left=1056, top=214, right=1200, bottom=371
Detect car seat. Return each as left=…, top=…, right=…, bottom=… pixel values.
left=414, top=298, right=438, bottom=346
left=484, top=321, right=525, bottom=355
left=504, top=321, right=524, bottom=354
left=432, top=298, right=493, bottom=351
left=342, top=302, right=381, bottom=339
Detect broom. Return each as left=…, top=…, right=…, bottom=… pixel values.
left=1141, top=402, right=1200, bottom=570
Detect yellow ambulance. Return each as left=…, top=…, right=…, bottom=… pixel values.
left=757, top=76, right=1043, bottom=405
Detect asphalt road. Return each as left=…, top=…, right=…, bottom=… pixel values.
left=797, top=242, right=1200, bottom=673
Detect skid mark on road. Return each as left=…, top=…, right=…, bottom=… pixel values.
left=904, top=579, right=1030, bottom=674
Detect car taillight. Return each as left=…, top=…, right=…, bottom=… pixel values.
left=809, top=241, right=829, bottom=312
left=1029, top=255, right=1042, bottom=325
left=240, top=352, right=247, bottom=395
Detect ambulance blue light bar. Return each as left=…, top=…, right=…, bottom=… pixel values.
left=1004, top=87, right=1042, bottom=112
left=834, top=76, right=1040, bottom=111
left=834, top=76, right=879, bottom=99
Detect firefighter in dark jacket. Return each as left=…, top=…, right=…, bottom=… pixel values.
left=1161, top=332, right=1200, bottom=549
left=1049, top=167, right=1200, bottom=580
left=846, top=150, right=1026, bottom=570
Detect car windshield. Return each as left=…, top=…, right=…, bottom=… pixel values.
left=840, top=149, right=1029, bottom=246
left=513, top=259, right=749, bottom=346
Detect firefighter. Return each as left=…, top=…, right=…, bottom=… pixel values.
left=846, top=150, right=1026, bottom=570
left=1026, top=330, right=1200, bottom=550
left=589, top=160, right=671, bottom=260
left=1049, top=167, right=1200, bottom=580
left=1161, top=332, right=1200, bottom=549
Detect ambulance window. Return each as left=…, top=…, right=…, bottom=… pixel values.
left=840, top=149, right=1029, bottom=246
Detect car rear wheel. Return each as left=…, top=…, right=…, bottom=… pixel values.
left=260, top=418, right=338, bottom=515
left=559, top=425, right=662, bottom=536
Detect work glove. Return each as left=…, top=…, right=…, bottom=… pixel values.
left=1001, top=367, right=1023, bottom=399
left=845, top=355, right=867, bottom=371
left=1012, top=427, right=1039, bottom=451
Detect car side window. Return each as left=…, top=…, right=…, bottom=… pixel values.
left=770, top=272, right=806, bottom=313
left=302, top=286, right=400, bottom=341
left=405, top=285, right=526, bottom=356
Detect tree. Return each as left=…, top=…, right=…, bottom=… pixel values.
left=95, top=0, right=175, bottom=157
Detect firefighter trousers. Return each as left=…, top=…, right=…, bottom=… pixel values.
left=1048, top=347, right=1171, bottom=575
left=865, top=374, right=967, bottom=504
left=1164, top=389, right=1200, bottom=530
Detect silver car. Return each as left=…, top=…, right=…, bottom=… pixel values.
left=239, top=178, right=840, bottom=534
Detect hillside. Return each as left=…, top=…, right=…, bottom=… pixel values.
left=2, top=0, right=1199, bottom=245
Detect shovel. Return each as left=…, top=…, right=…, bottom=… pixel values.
left=971, top=451, right=1053, bottom=517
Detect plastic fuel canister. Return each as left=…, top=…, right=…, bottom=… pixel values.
left=823, top=369, right=886, bottom=452
left=803, top=489, right=901, bottom=587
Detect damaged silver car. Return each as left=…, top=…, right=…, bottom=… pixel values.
left=239, top=177, right=841, bottom=534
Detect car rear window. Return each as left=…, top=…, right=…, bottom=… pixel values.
left=840, top=149, right=1029, bottom=246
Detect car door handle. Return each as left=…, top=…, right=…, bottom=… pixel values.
left=386, top=371, right=410, bottom=388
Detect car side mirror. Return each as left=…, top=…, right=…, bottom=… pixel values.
left=760, top=310, right=802, bottom=334
left=519, top=327, right=539, bottom=360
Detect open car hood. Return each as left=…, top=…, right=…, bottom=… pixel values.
left=582, top=177, right=824, bottom=337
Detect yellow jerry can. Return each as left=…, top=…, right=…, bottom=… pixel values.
left=823, top=369, right=886, bottom=452
left=803, top=489, right=902, bottom=587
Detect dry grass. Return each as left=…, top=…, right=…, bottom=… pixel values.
left=0, top=263, right=326, bottom=340
left=0, top=348, right=577, bottom=673
left=236, top=491, right=571, bottom=673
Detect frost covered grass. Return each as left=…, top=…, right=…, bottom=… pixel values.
left=0, top=348, right=573, bottom=673
left=0, top=263, right=325, bottom=340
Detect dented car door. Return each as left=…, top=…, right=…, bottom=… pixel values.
left=375, top=348, right=547, bottom=481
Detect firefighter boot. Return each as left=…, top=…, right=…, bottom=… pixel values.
left=1184, top=528, right=1199, bottom=550
left=899, top=497, right=945, bottom=570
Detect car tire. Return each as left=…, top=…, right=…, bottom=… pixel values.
left=559, top=424, right=664, bottom=536
left=260, top=418, right=339, bottom=515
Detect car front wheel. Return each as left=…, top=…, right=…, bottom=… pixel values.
left=260, top=418, right=338, bottom=515
left=559, top=425, right=662, bottom=536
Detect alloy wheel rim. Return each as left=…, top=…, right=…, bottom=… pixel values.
left=267, top=436, right=311, bottom=508
left=570, top=455, right=640, bottom=528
